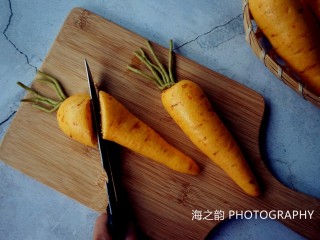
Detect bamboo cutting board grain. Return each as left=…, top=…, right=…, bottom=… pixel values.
left=0, top=8, right=319, bottom=239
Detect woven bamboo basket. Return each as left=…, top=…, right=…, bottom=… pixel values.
left=242, top=0, right=320, bottom=108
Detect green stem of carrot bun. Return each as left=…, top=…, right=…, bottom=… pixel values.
left=17, top=71, right=67, bottom=113
left=37, top=71, right=67, bottom=100
left=127, top=39, right=176, bottom=90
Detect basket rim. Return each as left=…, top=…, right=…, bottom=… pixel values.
left=242, top=0, right=320, bottom=108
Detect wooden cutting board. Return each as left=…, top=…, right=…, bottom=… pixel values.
left=0, top=8, right=319, bottom=239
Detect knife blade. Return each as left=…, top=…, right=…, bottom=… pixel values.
left=85, top=58, right=127, bottom=238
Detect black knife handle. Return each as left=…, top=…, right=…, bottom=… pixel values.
left=107, top=203, right=128, bottom=239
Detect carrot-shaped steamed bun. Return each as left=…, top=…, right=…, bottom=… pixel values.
left=249, top=0, right=320, bottom=95
left=128, top=40, right=260, bottom=197
left=99, top=91, right=200, bottom=175
left=18, top=72, right=199, bottom=175
left=58, top=91, right=199, bottom=175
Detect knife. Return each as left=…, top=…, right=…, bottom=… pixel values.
left=85, top=59, right=128, bottom=239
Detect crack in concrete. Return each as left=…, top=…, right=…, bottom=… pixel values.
left=0, top=111, right=16, bottom=126
left=286, top=165, right=296, bottom=191
left=211, top=31, right=243, bottom=49
left=274, top=159, right=297, bottom=190
left=175, top=13, right=242, bottom=50
left=2, top=0, right=37, bottom=72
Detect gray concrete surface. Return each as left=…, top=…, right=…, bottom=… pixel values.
left=1, top=0, right=319, bottom=239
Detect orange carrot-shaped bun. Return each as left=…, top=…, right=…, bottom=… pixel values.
left=162, top=80, right=260, bottom=196
left=99, top=91, right=200, bottom=175
left=18, top=72, right=199, bottom=175
left=249, top=0, right=320, bottom=95
left=128, top=40, right=260, bottom=196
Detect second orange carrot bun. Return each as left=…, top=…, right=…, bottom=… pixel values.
left=99, top=90, right=200, bottom=175
left=128, top=40, right=260, bottom=196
